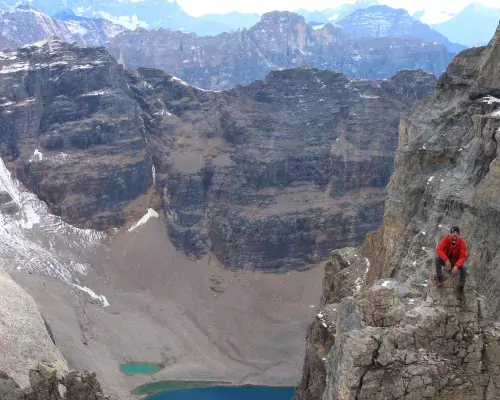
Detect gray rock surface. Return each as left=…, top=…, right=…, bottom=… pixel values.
left=0, top=38, right=153, bottom=230
left=358, top=23, right=500, bottom=318
left=108, top=11, right=455, bottom=90
left=0, top=6, right=127, bottom=47
left=295, top=22, right=500, bottom=400
left=0, top=267, right=68, bottom=387
left=295, top=248, right=500, bottom=400
left=0, top=38, right=436, bottom=269
left=0, top=364, right=109, bottom=400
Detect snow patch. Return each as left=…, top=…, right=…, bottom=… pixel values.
left=72, top=284, right=110, bottom=307
left=0, top=157, right=104, bottom=282
left=481, top=96, right=500, bottom=105
left=381, top=280, right=390, bottom=287
left=128, top=208, right=159, bottom=232
left=312, top=24, right=325, bottom=30
left=28, top=148, right=43, bottom=163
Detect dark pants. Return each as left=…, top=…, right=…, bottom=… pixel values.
left=435, top=256, right=467, bottom=286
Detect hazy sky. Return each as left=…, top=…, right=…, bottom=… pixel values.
left=177, top=0, right=500, bottom=18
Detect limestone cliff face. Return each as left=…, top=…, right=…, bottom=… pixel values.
left=108, top=11, right=455, bottom=90
left=0, top=39, right=153, bottom=230
left=0, top=38, right=436, bottom=270
left=129, top=67, right=435, bottom=270
left=295, top=23, right=500, bottom=400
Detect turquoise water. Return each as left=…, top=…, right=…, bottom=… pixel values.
left=119, top=362, right=163, bottom=375
left=145, top=386, right=295, bottom=400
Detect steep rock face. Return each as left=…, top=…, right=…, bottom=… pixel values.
left=0, top=364, right=109, bottom=399
left=295, top=249, right=500, bottom=400
left=0, top=39, right=153, bottom=229
left=0, top=6, right=127, bottom=47
left=337, top=5, right=465, bottom=53
left=352, top=23, right=500, bottom=318
left=0, top=38, right=435, bottom=269
left=295, top=23, right=500, bottom=400
left=108, top=11, right=455, bottom=90
left=0, top=268, right=68, bottom=387
left=129, top=67, right=435, bottom=269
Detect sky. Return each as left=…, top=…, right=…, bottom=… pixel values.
left=177, top=0, right=500, bottom=19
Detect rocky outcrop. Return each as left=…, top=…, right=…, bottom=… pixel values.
left=355, top=23, right=500, bottom=317
left=0, top=268, right=68, bottom=387
left=0, top=38, right=435, bottom=269
left=108, top=11, right=455, bottom=90
left=295, top=23, right=500, bottom=400
left=336, top=5, right=465, bottom=53
left=0, top=364, right=109, bottom=400
left=295, top=249, right=500, bottom=400
left=0, top=6, right=127, bottom=47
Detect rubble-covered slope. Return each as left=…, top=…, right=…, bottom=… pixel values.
left=108, top=11, right=455, bottom=90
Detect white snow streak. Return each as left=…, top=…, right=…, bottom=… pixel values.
left=72, top=284, right=110, bottom=307
left=128, top=208, right=159, bottom=232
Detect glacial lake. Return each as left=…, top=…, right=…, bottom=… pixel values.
left=144, top=385, right=296, bottom=400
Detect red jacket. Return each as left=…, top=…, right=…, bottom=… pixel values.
left=436, top=235, right=467, bottom=268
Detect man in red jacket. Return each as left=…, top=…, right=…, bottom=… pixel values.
left=435, top=226, right=467, bottom=291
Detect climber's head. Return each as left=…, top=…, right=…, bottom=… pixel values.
left=450, top=226, right=460, bottom=241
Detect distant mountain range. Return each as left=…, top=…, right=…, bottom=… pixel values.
left=0, top=6, right=126, bottom=46
left=299, top=0, right=499, bottom=47
left=108, top=11, right=455, bottom=90
left=336, top=5, right=465, bottom=53
left=428, top=2, right=500, bottom=47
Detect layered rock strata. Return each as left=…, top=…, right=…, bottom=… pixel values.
left=0, top=38, right=435, bottom=269
left=108, top=11, right=455, bottom=90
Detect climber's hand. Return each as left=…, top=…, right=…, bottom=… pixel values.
left=452, top=266, right=459, bottom=276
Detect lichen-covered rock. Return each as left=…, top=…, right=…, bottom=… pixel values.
left=108, top=11, right=455, bottom=91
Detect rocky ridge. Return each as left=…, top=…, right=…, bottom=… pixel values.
left=294, top=22, right=500, bottom=400
left=0, top=6, right=127, bottom=47
left=294, top=248, right=500, bottom=400
left=108, top=11, right=455, bottom=90
left=0, top=38, right=436, bottom=270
